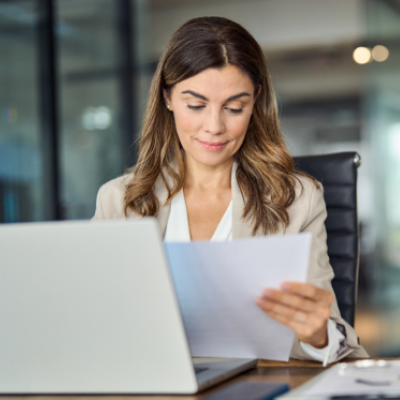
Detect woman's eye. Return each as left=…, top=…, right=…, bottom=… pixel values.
left=228, top=108, right=243, bottom=114
left=187, top=105, right=205, bottom=111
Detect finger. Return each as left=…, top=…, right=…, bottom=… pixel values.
left=260, top=289, right=332, bottom=321
left=266, top=310, right=325, bottom=344
left=260, top=288, right=317, bottom=313
left=256, top=296, right=309, bottom=323
left=281, top=282, right=334, bottom=305
left=256, top=297, right=331, bottom=329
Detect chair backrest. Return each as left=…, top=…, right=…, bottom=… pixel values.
left=293, top=152, right=360, bottom=327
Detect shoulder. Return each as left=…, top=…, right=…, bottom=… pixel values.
left=98, top=174, right=131, bottom=197
left=294, top=173, right=324, bottom=204
left=293, top=173, right=321, bottom=197
left=285, top=174, right=325, bottom=232
left=93, top=173, right=134, bottom=220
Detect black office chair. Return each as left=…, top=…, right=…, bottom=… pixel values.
left=293, top=152, right=361, bottom=327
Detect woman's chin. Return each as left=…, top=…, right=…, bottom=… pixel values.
left=188, top=153, right=234, bottom=168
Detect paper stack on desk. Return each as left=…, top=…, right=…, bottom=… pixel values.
left=292, top=360, right=400, bottom=398
left=165, top=233, right=311, bottom=361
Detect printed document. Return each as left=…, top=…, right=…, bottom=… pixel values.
left=165, top=233, right=311, bottom=361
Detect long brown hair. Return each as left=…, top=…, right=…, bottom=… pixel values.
left=124, top=16, right=315, bottom=234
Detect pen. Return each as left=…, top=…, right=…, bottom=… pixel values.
left=355, top=378, right=391, bottom=386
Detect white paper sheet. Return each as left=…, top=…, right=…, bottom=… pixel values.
left=165, top=233, right=311, bottom=361
left=298, top=361, right=400, bottom=398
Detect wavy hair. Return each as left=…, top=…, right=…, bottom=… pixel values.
left=124, top=16, right=316, bottom=234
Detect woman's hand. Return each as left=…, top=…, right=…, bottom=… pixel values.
left=255, top=282, right=334, bottom=348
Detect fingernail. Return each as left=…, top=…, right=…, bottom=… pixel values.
left=281, top=282, right=290, bottom=290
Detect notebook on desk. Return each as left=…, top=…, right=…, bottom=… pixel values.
left=0, top=219, right=256, bottom=394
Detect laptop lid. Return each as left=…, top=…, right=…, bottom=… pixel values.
left=0, top=219, right=198, bottom=394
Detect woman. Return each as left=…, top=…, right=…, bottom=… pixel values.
left=93, top=16, right=368, bottom=363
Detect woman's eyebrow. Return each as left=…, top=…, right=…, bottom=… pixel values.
left=181, top=90, right=208, bottom=101
left=181, top=90, right=251, bottom=102
left=225, top=92, right=251, bottom=102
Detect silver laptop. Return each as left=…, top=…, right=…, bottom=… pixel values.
left=0, top=219, right=256, bottom=394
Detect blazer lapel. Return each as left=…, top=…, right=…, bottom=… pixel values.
left=154, top=174, right=171, bottom=237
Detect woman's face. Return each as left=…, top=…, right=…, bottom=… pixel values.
left=165, top=65, right=257, bottom=168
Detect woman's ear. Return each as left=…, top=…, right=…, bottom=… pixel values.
left=163, top=89, right=172, bottom=111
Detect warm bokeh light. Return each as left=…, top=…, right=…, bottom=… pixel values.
left=372, top=45, right=389, bottom=62
left=353, top=47, right=372, bottom=64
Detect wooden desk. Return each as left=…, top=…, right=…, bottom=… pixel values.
left=0, top=359, right=326, bottom=400
left=8, top=358, right=399, bottom=399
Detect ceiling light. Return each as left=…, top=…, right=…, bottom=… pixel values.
left=372, top=45, right=389, bottom=62
left=353, top=47, right=371, bottom=64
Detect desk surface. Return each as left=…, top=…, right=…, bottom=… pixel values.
left=0, top=359, right=329, bottom=400
left=4, top=358, right=397, bottom=399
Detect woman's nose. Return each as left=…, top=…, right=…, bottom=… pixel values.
left=204, top=109, right=225, bottom=135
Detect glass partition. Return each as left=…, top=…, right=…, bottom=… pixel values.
left=0, top=1, right=44, bottom=222
left=56, top=0, right=149, bottom=220
left=57, top=0, right=128, bottom=220
left=0, top=0, right=149, bottom=223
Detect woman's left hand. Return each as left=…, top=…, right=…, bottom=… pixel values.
left=255, top=282, right=334, bottom=349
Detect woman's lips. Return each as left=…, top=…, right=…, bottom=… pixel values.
left=197, top=139, right=228, bottom=151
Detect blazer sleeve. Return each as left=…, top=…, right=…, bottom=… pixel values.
left=289, top=182, right=369, bottom=361
left=91, top=175, right=129, bottom=221
left=92, top=184, right=107, bottom=221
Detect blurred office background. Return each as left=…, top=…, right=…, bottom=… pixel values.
left=1, top=0, right=400, bottom=356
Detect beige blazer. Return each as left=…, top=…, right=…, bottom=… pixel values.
left=93, top=163, right=368, bottom=361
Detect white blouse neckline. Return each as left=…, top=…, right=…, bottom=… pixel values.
left=164, top=189, right=232, bottom=242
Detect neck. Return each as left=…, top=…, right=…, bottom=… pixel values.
left=184, top=154, right=233, bottom=191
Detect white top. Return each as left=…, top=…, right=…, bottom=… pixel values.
left=164, top=189, right=345, bottom=365
left=165, top=189, right=232, bottom=242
